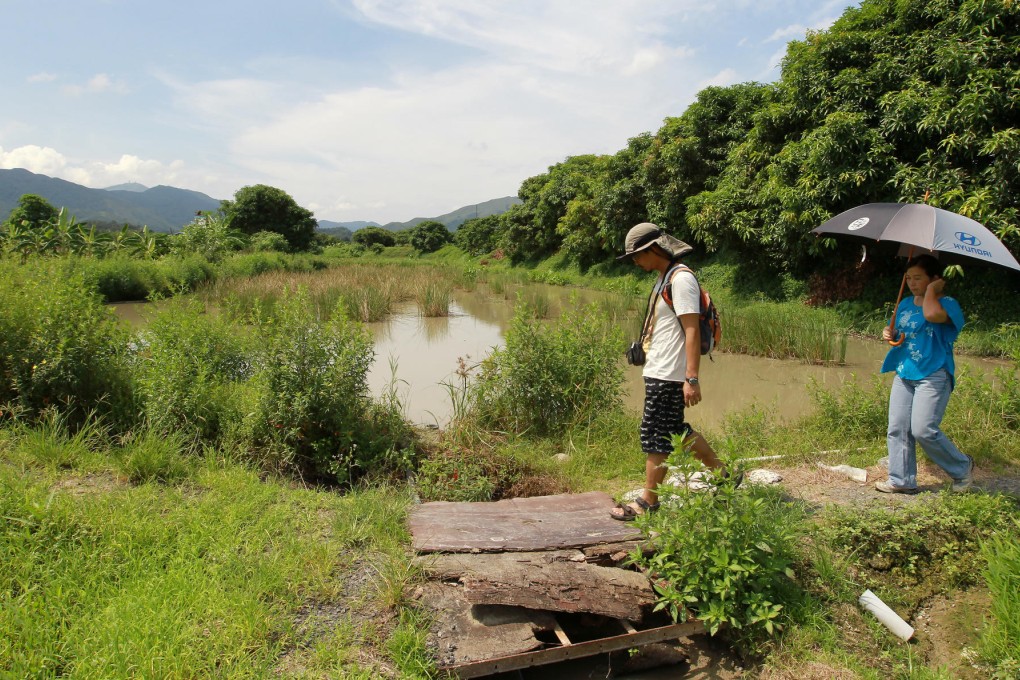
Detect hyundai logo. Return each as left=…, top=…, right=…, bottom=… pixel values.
left=955, top=231, right=981, bottom=247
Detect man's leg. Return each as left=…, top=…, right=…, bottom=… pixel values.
left=686, top=430, right=722, bottom=470
left=642, top=453, right=670, bottom=506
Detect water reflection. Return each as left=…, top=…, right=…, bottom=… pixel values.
left=366, top=299, right=504, bottom=426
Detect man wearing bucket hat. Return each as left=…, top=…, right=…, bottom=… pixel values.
left=610, top=223, right=736, bottom=520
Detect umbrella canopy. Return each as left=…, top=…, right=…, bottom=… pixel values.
left=811, top=203, right=1020, bottom=271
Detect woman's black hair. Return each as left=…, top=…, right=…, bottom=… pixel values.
left=906, top=253, right=943, bottom=278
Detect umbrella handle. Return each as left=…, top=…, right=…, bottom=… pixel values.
left=888, top=319, right=905, bottom=347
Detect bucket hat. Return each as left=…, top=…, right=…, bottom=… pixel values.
left=617, top=222, right=693, bottom=260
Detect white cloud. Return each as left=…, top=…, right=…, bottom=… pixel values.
left=62, top=73, right=128, bottom=96
left=0, top=144, right=71, bottom=176
left=164, top=2, right=721, bottom=220
left=0, top=145, right=185, bottom=190
left=766, top=23, right=810, bottom=42
left=350, top=0, right=701, bottom=76
left=27, top=72, right=57, bottom=84
left=698, top=68, right=739, bottom=89
left=766, top=14, right=840, bottom=43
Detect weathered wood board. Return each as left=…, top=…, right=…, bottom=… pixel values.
left=418, top=550, right=655, bottom=619
left=419, top=551, right=655, bottom=620
left=409, top=491, right=642, bottom=553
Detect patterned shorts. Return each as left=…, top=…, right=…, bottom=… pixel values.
left=640, top=377, right=693, bottom=455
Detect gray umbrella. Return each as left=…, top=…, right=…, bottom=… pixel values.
left=812, top=202, right=1020, bottom=345
left=811, top=202, right=1020, bottom=270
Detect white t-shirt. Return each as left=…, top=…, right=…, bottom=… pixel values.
left=643, top=268, right=700, bottom=382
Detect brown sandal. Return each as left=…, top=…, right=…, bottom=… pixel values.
left=610, top=496, right=660, bottom=521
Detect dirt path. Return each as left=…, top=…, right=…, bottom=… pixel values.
left=771, top=458, right=1020, bottom=510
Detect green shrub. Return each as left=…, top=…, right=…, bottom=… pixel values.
left=84, top=255, right=163, bottom=301
left=415, top=453, right=496, bottom=502
left=249, top=230, right=290, bottom=253
left=133, top=299, right=251, bottom=443
left=818, top=493, right=1018, bottom=589
left=639, top=443, right=802, bottom=639
left=246, top=291, right=391, bottom=483
left=0, top=263, right=136, bottom=429
left=807, top=374, right=889, bottom=441
left=470, top=300, right=624, bottom=437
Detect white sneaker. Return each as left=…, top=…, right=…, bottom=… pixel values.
left=951, top=457, right=975, bottom=493
left=875, top=480, right=919, bottom=494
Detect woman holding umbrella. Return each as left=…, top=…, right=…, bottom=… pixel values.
left=875, top=254, right=975, bottom=494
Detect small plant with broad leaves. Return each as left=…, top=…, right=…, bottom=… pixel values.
left=637, top=439, right=801, bottom=640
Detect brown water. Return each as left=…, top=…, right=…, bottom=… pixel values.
left=112, top=290, right=1005, bottom=430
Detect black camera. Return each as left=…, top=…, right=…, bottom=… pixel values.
left=625, top=341, right=645, bottom=366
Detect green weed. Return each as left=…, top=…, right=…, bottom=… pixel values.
left=469, top=298, right=624, bottom=437
left=639, top=442, right=803, bottom=642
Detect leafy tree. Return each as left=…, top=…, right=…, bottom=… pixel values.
left=392, top=228, right=413, bottom=246
left=454, top=215, right=502, bottom=255
left=6, top=194, right=58, bottom=230
left=221, top=184, right=317, bottom=251
left=351, top=226, right=396, bottom=248
left=409, top=220, right=451, bottom=253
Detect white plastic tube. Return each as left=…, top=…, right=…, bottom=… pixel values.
left=859, top=589, right=915, bottom=641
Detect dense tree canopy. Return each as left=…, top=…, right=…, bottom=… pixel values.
left=482, top=0, right=1019, bottom=281
left=221, top=184, right=317, bottom=252
left=454, top=215, right=501, bottom=256
left=351, top=226, right=396, bottom=248
left=5, top=194, right=58, bottom=230
left=408, top=220, right=450, bottom=253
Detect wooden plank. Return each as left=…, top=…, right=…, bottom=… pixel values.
left=440, top=552, right=654, bottom=620
left=445, top=619, right=708, bottom=678
left=409, top=491, right=642, bottom=553
left=416, top=550, right=587, bottom=580
left=551, top=619, right=572, bottom=646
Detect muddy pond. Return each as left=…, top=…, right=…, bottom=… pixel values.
left=113, top=285, right=1005, bottom=432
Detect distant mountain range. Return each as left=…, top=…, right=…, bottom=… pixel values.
left=0, top=168, right=222, bottom=232
left=0, top=168, right=520, bottom=235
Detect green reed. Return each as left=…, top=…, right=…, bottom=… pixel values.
left=723, top=303, right=849, bottom=364
left=517, top=288, right=551, bottom=319
left=415, top=280, right=452, bottom=317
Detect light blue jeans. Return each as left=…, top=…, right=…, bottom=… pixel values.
left=887, top=369, right=970, bottom=488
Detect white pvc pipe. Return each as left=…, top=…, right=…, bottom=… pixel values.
left=859, top=589, right=915, bottom=641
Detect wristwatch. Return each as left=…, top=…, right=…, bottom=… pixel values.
left=686, top=377, right=699, bottom=386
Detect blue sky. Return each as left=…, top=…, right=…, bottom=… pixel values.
left=1, top=0, right=854, bottom=224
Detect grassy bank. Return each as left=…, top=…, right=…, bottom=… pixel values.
left=0, top=422, right=426, bottom=678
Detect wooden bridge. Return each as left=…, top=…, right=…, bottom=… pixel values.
left=409, top=491, right=706, bottom=678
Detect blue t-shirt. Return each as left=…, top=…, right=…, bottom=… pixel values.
left=881, top=295, right=965, bottom=383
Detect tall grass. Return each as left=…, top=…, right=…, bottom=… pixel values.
left=981, top=520, right=1020, bottom=677
left=208, top=264, right=466, bottom=323
left=724, top=303, right=849, bottom=363
left=415, top=280, right=452, bottom=317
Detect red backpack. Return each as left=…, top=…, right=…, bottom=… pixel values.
left=661, top=263, right=721, bottom=357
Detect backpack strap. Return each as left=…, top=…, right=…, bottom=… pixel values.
left=639, top=262, right=693, bottom=346
left=660, top=262, right=695, bottom=314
